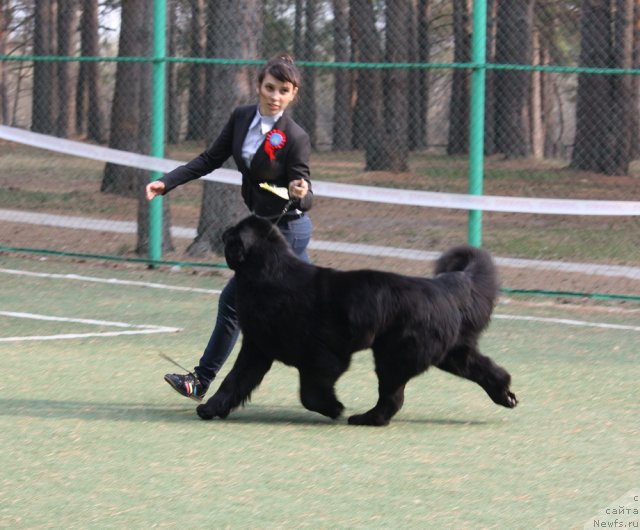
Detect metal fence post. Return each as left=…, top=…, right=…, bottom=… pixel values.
left=468, top=0, right=487, bottom=247
left=149, top=0, right=166, bottom=265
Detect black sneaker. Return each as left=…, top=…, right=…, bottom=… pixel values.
left=164, top=373, right=207, bottom=401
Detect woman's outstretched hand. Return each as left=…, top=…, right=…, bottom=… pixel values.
left=145, top=181, right=166, bottom=200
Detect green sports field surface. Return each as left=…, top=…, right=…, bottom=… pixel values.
left=1, top=254, right=638, bottom=529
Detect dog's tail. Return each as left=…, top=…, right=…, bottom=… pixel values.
left=434, top=245, right=499, bottom=323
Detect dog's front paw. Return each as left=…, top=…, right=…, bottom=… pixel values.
left=196, top=403, right=214, bottom=420
left=503, top=390, right=518, bottom=408
left=327, top=401, right=345, bottom=420
left=348, top=411, right=390, bottom=427
left=492, top=389, right=518, bottom=408
left=196, top=399, right=231, bottom=420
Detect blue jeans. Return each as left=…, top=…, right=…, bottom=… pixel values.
left=194, top=214, right=312, bottom=386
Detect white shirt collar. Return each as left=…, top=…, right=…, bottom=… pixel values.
left=250, top=107, right=284, bottom=134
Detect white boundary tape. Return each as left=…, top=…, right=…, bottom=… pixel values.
left=2, top=124, right=640, bottom=216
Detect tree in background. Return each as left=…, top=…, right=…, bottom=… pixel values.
left=0, top=0, right=12, bottom=124
left=571, top=0, right=635, bottom=175
left=55, top=0, right=77, bottom=138
left=408, top=0, right=431, bottom=151
left=350, top=0, right=376, bottom=153
left=534, top=0, right=568, bottom=159
left=447, top=0, right=470, bottom=155
left=378, top=0, right=409, bottom=171
left=185, top=0, right=207, bottom=142
left=76, top=0, right=104, bottom=142
left=632, top=0, right=640, bottom=160
left=482, top=0, right=497, bottom=155
left=166, top=0, right=181, bottom=145
left=349, top=0, right=382, bottom=167
left=102, top=0, right=153, bottom=197
left=185, top=0, right=261, bottom=256
left=31, top=0, right=56, bottom=134
left=293, top=0, right=318, bottom=148
left=99, top=0, right=174, bottom=254
left=350, top=0, right=410, bottom=172
left=493, top=0, right=534, bottom=159
left=331, top=0, right=351, bottom=150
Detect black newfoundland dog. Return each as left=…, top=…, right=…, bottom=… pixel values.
left=196, top=215, right=517, bottom=426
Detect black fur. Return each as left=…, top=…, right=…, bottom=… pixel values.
left=196, top=215, right=517, bottom=426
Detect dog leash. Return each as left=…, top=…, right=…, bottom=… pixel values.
left=258, top=181, right=299, bottom=234
left=273, top=199, right=294, bottom=226
left=158, top=353, right=198, bottom=379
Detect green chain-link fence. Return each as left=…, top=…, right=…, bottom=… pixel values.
left=1, top=0, right=639, bottom=299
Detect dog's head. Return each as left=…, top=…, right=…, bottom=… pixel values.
left=222, top=215, right=291, bottom=271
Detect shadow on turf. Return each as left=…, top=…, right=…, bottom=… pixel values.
left=0, top=398, right=491, bottom=426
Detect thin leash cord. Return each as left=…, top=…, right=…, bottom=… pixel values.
left=158, top=353, right=197, bottom=378
left=268, top=199, right=294, bottom=236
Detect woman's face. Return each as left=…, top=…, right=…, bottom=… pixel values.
left=257, top=73, right=298, bottom=117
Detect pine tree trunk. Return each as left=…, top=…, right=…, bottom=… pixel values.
left=349, top=0, right=383, bottom=168
left=447, top=0, right=470, bottom=155
left=76, top=0, right=104, bottom=142
left=32, top=0, right=57, bottom=134
left=494, top=0, right=533, bottom=159
left=185, top=0, right=206, bottom=141
left=294, top=0, right=318, bottom=148
left=187, top=0, right=261, bottom=256
left=56, top=0, right=77, bottom=138
left=380, top=0, right=409, bottom=171
left=102, top=0, right=152, bottom=198
left=331, top=0, right=352, bottom=150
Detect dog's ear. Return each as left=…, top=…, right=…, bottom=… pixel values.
left=223, top=228, right=247, bottom=270
left=221, top=226, right=234, bottom=245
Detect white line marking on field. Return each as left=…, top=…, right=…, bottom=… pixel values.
left=0, top=330, right=179, bottom=342
left=494, top=314, right=640, bottom=332
left=0, top=310, right=181, bottom=343
left=0, top=310, right=170, bottom=329
left=0, top=268, right=222, bottom=295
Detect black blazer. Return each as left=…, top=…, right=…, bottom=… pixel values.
left=160, top=104, right=313, bottom=218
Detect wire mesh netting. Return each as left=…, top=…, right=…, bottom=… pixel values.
left=1, top=1, right=639, bottom=298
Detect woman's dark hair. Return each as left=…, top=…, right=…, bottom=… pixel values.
left=257, top=54, right=301, bottom=89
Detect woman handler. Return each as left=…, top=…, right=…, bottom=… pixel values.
left=146, top=55, right=313, bottom=400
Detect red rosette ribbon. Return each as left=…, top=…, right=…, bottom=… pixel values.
left=264, top=129, right=287, bottom=161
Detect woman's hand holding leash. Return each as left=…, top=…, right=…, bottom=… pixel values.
left=288, top=179, right=308, bottom=200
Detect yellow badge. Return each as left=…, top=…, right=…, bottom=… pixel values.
left=259, top=182, right=290, bottom=200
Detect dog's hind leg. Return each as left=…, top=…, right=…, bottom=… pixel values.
left=348, top=352, right=412, bottom=426
left=437, top=344, right=518, bottom=408
left=347, top=384, right=406, bottom=426
left=196, top=343, right=273, bottom=420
